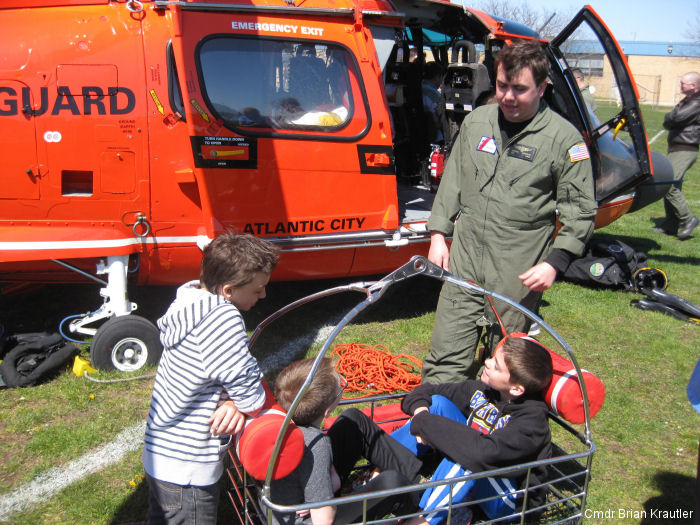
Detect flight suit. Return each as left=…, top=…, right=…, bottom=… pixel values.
left=580, top=85, right=597, bottom=116
left=424, top=101, right=596, bottom=384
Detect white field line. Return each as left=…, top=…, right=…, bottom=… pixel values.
left=258, top=319, right=340, bottom=375
left=0, top=320, right=338, bottom=522
left=0, top=422, right=146, bottom=521
left=648, top=128, right=666, bottom=145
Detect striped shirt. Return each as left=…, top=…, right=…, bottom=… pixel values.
left=143, top=280, right=266, bottom=486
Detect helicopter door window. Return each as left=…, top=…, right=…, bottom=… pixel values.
left=198, top=37, right=365, bottom=135
left=556, top=28, right=604, bottom=124
left=551, top=15, right=648, bottom=202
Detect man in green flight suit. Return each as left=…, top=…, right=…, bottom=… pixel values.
left=423, top=40, right=596, bottom=384
left=572, top=67, right=597, bottom=117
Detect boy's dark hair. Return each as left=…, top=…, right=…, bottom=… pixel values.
left=502, top=337, right=553, bottom=393
left=200, top=231, right=279, bottom=295
left=494, top=39, right=549, bottom=86
left=274, top=357, right=341, bottom=426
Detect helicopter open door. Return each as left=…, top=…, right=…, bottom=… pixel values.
left=546, top=6, right=671, bottom=226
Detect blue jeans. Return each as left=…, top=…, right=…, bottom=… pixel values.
left=391, top=395, right=518, bottom=525
left=146, top=474, right=219, bottom=525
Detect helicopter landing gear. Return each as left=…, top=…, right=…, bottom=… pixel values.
left=54, top=254, right=163, bottom=371
left=90, top=314, right=162, bottom=371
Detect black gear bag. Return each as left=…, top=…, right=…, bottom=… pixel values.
left=562, top=239, right=648, bottom=290
left=0, top=332, right=79, bottom=388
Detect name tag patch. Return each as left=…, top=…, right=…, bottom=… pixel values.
left=507, top=144, right=537, bottom=162
left=477, top=136, right=497, bottom=154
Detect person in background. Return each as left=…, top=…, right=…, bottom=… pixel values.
left=652, top=71, right=700, bottom=240
left=572, top=67, right=597, bottom=116
left=686, top=358, right=700, bottom=524
left=422, top=61, right=446, bottom=145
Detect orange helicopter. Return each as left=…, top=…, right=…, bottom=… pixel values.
left=0, top=0, right=673, bottom=369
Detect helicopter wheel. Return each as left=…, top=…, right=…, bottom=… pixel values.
left=90, top=315, right=163, bottom=372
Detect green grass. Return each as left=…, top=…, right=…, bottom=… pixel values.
left=1, top=102, right=699, bottom=524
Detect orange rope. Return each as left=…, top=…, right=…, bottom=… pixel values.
left=331, top=343, right=422, bottom=398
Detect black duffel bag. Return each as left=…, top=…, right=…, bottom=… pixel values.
left=0, top=332, right=79, bottom=388
left=562, top=239, right=648, bottom=290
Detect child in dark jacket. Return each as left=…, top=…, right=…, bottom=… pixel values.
left=330, top=335, right=553, bottom=525
left=393, top=335, right=553, bottom=525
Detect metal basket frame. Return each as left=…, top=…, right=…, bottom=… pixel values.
left=227, top=256, right=595, bottom=525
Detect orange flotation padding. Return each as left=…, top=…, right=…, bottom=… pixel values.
left=544, top=348, right=606, bottom=424
left=235, top=380, right=305, bottom=480
left=499, top=333, right=605, bottom=424
left=324, top=401, right=408, bottom=434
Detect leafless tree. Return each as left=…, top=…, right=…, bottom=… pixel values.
left=473, top=0, right=576, bottom=41
left=684, top=4, right=700, bottom=43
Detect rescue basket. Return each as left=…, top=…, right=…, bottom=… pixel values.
left=227, top=256, right=595, bottom=525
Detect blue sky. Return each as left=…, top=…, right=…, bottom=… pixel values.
left=501, top=0, right=698, bottom=42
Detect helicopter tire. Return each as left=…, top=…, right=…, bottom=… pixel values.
left=90, top=315, right=163, bottom=372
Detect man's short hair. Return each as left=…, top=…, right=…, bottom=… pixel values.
left=502, top=337, right=553, bottom=393
left=274, top=357, right=341, bottom=426
left=200, top=231, right=279, bottom=295
left=494, top=39, right=549, bottom=86
left=571, top=67, right=584, bottom=81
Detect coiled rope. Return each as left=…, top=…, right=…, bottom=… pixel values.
left=332, top=343, right=422, bottom=398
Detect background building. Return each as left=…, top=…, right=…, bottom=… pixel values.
left=576, top=41, right=700, bottom=108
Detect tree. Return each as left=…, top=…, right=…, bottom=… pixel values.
left=684, top=3, right=700, bottom=43
left=473, top=0, right=575, bottom=41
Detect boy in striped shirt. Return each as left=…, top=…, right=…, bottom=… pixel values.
left=143, top=232, right=278, bottom=524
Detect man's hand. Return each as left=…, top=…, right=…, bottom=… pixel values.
left=209, top=400, right=246, bottom=436
left=428, top=232, right=450, bottom=270
left=518, top=262, right=557, bottom=292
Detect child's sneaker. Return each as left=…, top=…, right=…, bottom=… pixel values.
left=528, top=322, right=540, bottom=336
left=451, top=505, right=473, bottom=525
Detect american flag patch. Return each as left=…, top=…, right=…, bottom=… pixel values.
left=568, top=143, right=590, bottom=162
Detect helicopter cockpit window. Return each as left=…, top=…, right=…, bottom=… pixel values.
left=198, top=37, right=362, bottom=133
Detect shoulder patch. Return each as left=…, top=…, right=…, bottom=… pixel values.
left=568, top=143, right=590, bottom=162
left=477, top=136, right=497, bottom=154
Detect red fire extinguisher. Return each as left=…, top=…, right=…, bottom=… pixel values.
left=429, top=144, right=444, bottom=193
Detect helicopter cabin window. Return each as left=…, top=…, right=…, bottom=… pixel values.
left=198, top=37, right=364, bottom=134
left=167, top=41, right=186, bottom=121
